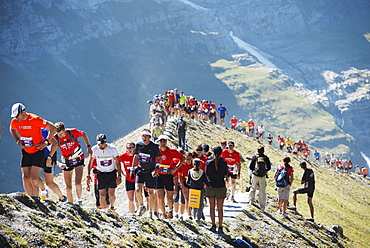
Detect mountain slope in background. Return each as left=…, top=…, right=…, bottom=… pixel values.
left=0, top=118, right=369, bottom=247
left=1, top=0, right=369, bottom=192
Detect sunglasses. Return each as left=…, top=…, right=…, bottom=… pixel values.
left=126, top=147, right=134, bottom=149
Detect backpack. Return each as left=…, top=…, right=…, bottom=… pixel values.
left=253, top=155, right=267, bottom=177
left=55, top=129, right=79, bottom=146
left=275, top=166, right=289, bottom=187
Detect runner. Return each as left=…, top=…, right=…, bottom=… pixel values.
left=87, top=134, right=122, bottom=210
left=54, top=122, right=92, bottom=205
left=119, top=142, right=137, bottom=214
left=229, top=116, right=238, bottom=130
left=205, top=146, right=228, bottom=234
left=285, top=137, right=292, bottom=153
left=221, top=141, right=241, bottom=203
left=86, top=157, right=110, bottom=209
left=267, top=133, right=273, bottom=146
left=217, top=103, right=229, bottom=126
left=155, top=135, right=185, bottom=219
left=41, top=128, right=66, bottom=202
left=10, top=103, right=57, bottom=199
left=208, top=101, right=218, bottom=124
left=277, top=135, right=285, bottom=150
left=247, top=119, right=255, bottom=137
left=132, top=129, right=162, bottom=217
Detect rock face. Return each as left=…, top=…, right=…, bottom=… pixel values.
left=0, top=0, right=369, bottom=192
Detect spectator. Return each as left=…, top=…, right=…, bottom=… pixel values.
left=267, top=133, right=273, bottom=146
left=257, top=124, right=265, bottom=141
left=277, top=135, right=285, bottom=150
left=230, top=116, right=238, bottom=130
left=362, top=166, right=368, bottom=178
left=274, top=156, right=294, bottom=217
left=175, top=116, right=187, bottom=149
left=248, top=146, right=271, bottom=211
left=289, top=161, right=315, bottom=221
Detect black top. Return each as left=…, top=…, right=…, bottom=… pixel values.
left=134, top=141, right=161, bottom=171
left=176, top=120, right=187, bottom=134
left=206, top=157, right=228, bottom=188
left=302, top=168, right=315, bottom=189
left=249, top=153, right=271, bottom=172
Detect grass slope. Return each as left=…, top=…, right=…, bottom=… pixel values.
left=209, top=58, right=353, bottom=157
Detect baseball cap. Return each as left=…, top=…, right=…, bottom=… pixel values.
left=228, top=141, right=235, bottom=146
left=157, top=135, right=168, bottom=141
left=96, top=134, right=107, bottom=144
left=203, top=144, right=209, bottom=152
left=213, top=146, right=223, bottom=156
left=299, top=161, right=307, bottom=168
left=11, top=103, right=26, bottom=117
left=141, top=130, right=152, bottom=136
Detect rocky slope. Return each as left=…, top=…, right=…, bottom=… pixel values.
left=0, top=0, right=369, bottom=193
left=1, top=118, right=370, bottom=247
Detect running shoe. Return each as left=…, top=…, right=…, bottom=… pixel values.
left=209, top=225, right=217, bottom=233
left=137, top=205, right=147, bottom=216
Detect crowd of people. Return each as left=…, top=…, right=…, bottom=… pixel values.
left=9, top=96, right=368, bottom=234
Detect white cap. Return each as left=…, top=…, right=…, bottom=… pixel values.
left=11, top=103, right=26, bottom=117
left=157, top=135, right=168, bottom=140
left=141, top=130, right=152, bottom=136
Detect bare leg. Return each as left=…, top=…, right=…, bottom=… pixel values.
left=63, top=170, right=74, bottom=203
left=217, top=198, right=225, bottom=227
left=44, top=172, right=64, bottom=200
left=74, top=166, right=83, bottom=200
left=208, top=197, right=216, bottom=225
left=21, top=167, right=33, bottom=196
left=108, top=188, right=116, bottom=207
left=30, top=166, right=44, bottom=197
left=126, top=190, right=135, bottom=213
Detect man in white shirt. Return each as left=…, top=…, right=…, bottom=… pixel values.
left=87, top=134, right=122, bottom=210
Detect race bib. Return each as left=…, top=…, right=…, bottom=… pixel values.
left=100, top=158, right=113, bottom=167
left=68, top=156, right=81, bottom=166
left=138, top=153, right=151, bottom=163
left=159, top=164, right=171, bottom=174
left=21, top=137, right=34, bottom=147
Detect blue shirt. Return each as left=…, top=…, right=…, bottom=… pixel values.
left=218, top=106, right=227, bottom=115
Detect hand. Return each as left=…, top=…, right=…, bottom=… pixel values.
left=116, top=177, right=122, bottom=185
left=87, top=147, right=92, bottom=156
left=86, top=175, right=92, bottom=184
left=152, top=170, right=158, bottom=178
left=46, top=159, right=52, bottom=168
left=36, top=141, right=47, bottom=150
left=86, top=184, right=91, bottom=192
left=57, top=162, right=66, bottom=170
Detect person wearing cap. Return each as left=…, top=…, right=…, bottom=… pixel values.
left=248, top=146, right=271, bottom=211
left=54, top=122, right=92, bottom=204
left=220, top=140, right=227, bottom=150
left=205, top=146, right=228, bottom=234
left=155, top=135, right=185, bottom=219
left=87, top=134, right=122, bottom=210
left=194, top=145, right=208, bottom=171
left=229, top=116, right=238, bottom=130
left=289, top=161, right=315, bottom=221
left=175, top=116, right=187, bottom=149
left=132, top=129, right=162, bottom=217
left=217, top=103, right=229, bottom=126
left=10, top=103, right=57, bottom=199
left=202, top=144, right=213, bottom=159
left=221, top=141, right=241, bottom=203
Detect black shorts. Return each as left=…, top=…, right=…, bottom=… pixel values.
left=21, top=149, right=45, bottom=168
left=227, top=173, right=237, bottom=179
left=126, top=180, right=135, bottom=191
left=209, top=113, right=216, bottom=118
left=297, top=187, right=315, bottom=198
left=97, top=171, right=117, bottom=190
left=136, top=170, right=156, bottom=189
left=61, top=157, right=84, bottom=171
left=156, top=174, right=174, bottom=191
left=94, top=184, right=110, bottom=207
left=220, top=113, right=225, bottom=119
left=43, top=152, right=57, bottom=174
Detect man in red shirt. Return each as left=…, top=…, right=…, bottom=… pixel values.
left=277, top=135, right=285, bottom=150
left=119, top=142, right=137, bottom=213
left=247, top=119, right=255, bottom=137
left=221, top=141, right=241, bottom=203
left=154, top=135, right=185, bottom=219
left=10, top=103, right=57, bottom=198
left=54, top=122, right=92, bottom=204
left=229, top=116, right=238, bottom=130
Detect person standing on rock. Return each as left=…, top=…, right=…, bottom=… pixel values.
left=132, top=129, right=162, bottom=217
left=289, top=161, right=315, bottom=221
left=248, top=145, right=271, bottom=211
left=10, top=103, right=57, bottom=199
left=87, top=134, right=122, bottom=210
left=205, top=146, right=228, bottom=234
left=175, top=116, right=187, bottom=149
